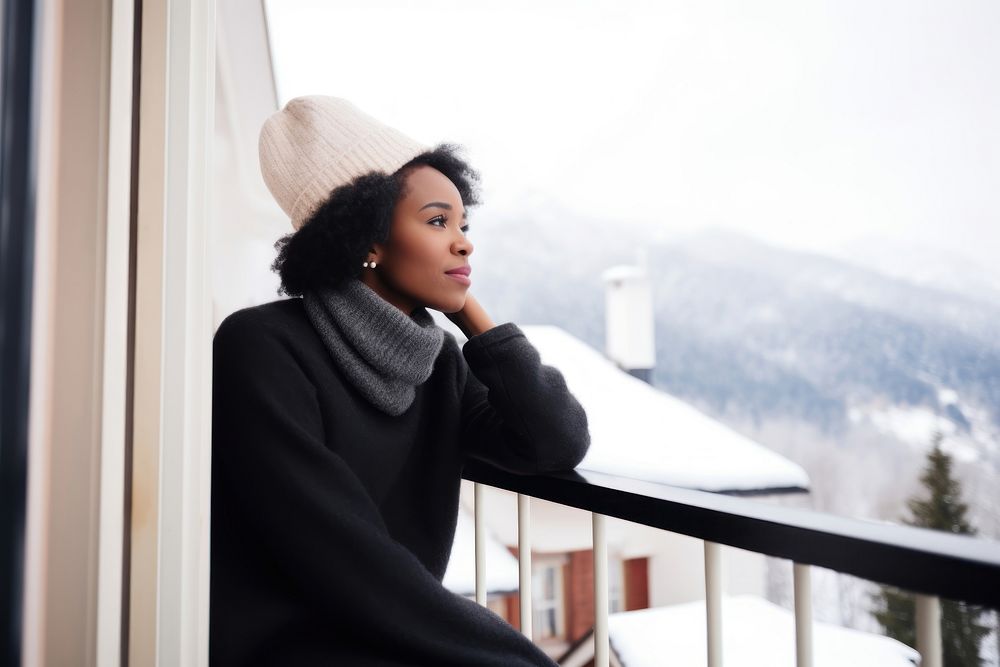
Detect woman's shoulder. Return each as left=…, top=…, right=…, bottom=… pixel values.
left=214, top=297, right=312, bottom=349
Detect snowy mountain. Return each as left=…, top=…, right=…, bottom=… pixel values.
left=832, top=236, right=1000, bottom=309
left=467, top=205, right=1000, bottom=469
left=644, top=232, right=1000, bottom=445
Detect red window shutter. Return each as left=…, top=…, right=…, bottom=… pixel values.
left=624, top=557, right=649, bottom=611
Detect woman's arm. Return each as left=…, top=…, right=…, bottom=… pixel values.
left=211, top=310, right=556, bottom=666
left=459, top=319, right=591, bottom=474
left=444, top=292, right=496, bottom=337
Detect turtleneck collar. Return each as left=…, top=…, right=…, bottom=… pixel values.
left=303, top=279, right=445, bottom=416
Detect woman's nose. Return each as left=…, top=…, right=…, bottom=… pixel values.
left=454, top=235, right=473, bottom=257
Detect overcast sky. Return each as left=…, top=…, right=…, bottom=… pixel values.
left=265, top=0, right=999, bottom=268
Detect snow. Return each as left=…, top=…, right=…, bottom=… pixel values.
left=520, top=325, right=810, bottom=492
left=607, top=594, right=920, bottom=667
left=603, top=265, right=646, bottom=282
left=937, top=387, right=959, bottom=405
left=857, top=404, right=981, bottom=463
left=441, top=503, right=520, bottom=597
left=867, top=405, right=956, bottom=444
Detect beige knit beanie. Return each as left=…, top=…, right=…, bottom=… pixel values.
left=259, top=96, right=428, bottom=230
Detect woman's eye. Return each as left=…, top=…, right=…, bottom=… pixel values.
left=427, top=215, right=469, bottom=233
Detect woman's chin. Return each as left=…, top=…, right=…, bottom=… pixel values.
left=427, top=295, right=466, bottom=314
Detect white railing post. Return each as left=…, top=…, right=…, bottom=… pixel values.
left=916, top=594, right=942, bottom=667
left=518, top=494, right=533, bottom=638
left=474, top=483, right=486, bottom=606
left=704, top=541, right=723, bottom=667
left=593, top=512, right=609, bottom=667
left=793, top=562, right=813, bottom=667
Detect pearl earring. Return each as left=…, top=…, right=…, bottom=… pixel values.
left=363, top=261, right=369, bottom=268
left=370, top=261, right=377, bottom=268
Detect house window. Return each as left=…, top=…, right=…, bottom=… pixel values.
left=486, top=595, right=507, bottom=619
left=532, top=562, right=565, bottom=639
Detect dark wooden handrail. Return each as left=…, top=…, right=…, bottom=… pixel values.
left=462, top=459, right=1000, bottom=609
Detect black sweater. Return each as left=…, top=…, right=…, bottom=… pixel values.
left=209, top=297, right=591, bottom=666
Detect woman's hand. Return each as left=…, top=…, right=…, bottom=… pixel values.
left=444, top=293, right=497, bottom=339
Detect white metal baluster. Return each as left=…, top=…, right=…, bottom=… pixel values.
left=474, top=483, right=486, bottom=606
left=593, top=512, right=609, bottom=667
left=916, top=594, right=942, bottom=667
left=518, top=494, right=532, bottom=638
left=793, top=563, right=813, bottom=667
left=704, top=541, right=722, bottom=667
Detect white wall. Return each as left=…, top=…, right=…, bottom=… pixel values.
left=212, top=0, right=286, bottom=328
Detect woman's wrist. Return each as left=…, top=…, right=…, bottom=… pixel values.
left=452, top=295, right=496, bottom=338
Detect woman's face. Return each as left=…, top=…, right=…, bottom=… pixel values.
left=361, top=165, right=474, bottom=315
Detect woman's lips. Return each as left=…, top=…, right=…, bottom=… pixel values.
left=445, top=265, right=471, bottom=286
left=445, top=272, right=471, bottom=286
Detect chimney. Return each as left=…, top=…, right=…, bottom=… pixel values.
left=601, top=250, right=655, bottom=384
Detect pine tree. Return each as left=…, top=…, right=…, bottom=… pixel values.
left=869, top=432, right=991, bottom=666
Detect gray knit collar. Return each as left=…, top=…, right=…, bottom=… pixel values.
left=303, top=279, right=445, bottom=416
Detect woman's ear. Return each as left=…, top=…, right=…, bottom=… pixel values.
left=365, top=242, right=385, bottom=267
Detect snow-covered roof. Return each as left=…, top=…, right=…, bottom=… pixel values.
left=520, top=325, right=810, bottom=492
left=442, top=503, right=519, bottom=597
left=601, top=595, right=919, bottom=667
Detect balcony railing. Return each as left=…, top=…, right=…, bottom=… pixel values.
left=462, top=459, right=1000, bottom=667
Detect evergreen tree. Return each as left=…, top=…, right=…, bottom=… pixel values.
left=869, top=432, right=991, bottom=666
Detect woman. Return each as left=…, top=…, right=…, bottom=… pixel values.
left=210, top=96, right=591, bottom=666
